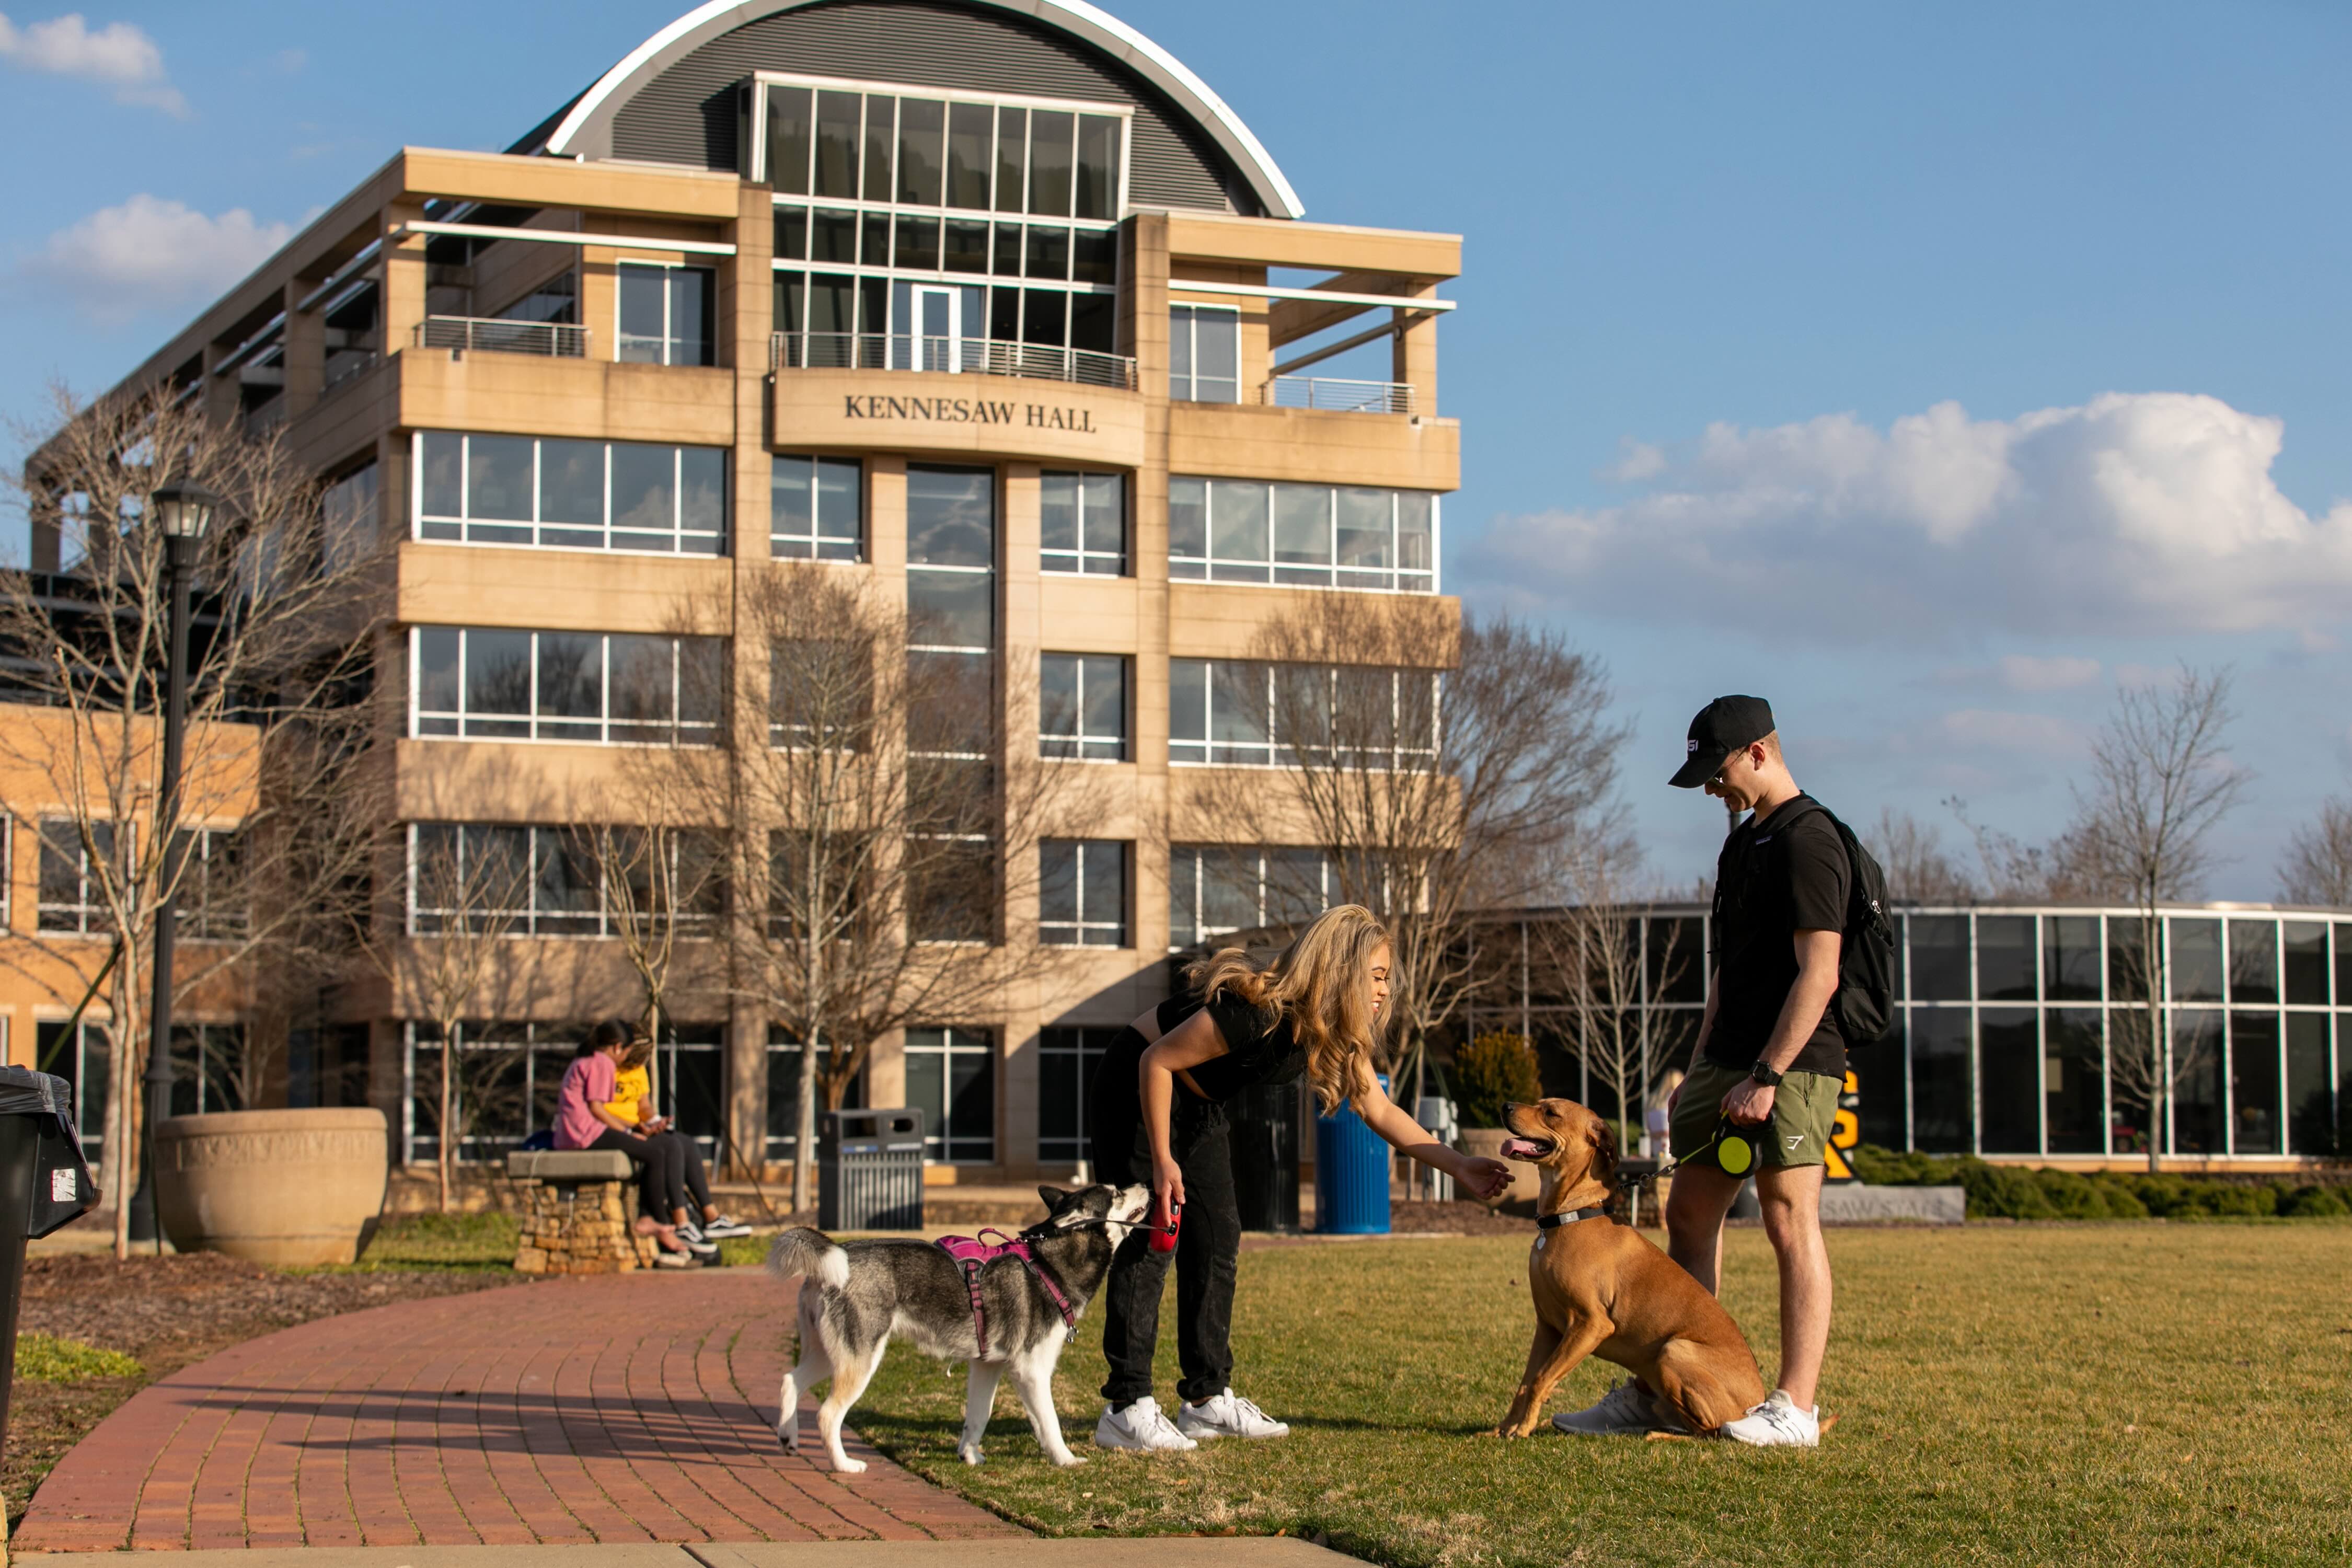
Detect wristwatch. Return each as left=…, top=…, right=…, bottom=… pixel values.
left=1748, top=1061, right=1784, bottom=1087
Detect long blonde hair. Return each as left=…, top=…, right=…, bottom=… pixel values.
left=1184, top=904, right=1389, bottom=1116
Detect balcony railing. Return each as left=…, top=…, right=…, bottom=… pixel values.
left=770, top=332, right=1137, bottom=391
left=1262, top=376, right=1417, bottom=414
left=415, top=316, right=589, bottom=358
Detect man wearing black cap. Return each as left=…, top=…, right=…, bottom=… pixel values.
left=1552, top=696, right=1843, bottom=1447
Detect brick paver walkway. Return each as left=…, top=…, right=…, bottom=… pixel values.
left=15, top=1270, right=1023, bottom=1553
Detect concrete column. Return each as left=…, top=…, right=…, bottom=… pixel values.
left=281, top=278, right=324, bottom=421
left=381, top=203, right=429, bottom=363
left=1393, top=283, right=1440, bottom=414
left=1126, top=216, right=1174, bottom=968
left=1000, top=463, right=1043, bottom=1179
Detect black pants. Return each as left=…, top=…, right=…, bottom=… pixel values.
left=587, top=1128, right=711, bottom=1222
left=1091, top=1035, right=1242, bottom=1407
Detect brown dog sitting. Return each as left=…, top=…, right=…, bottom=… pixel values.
left=1491, top=1098, right=1766, bottom=1438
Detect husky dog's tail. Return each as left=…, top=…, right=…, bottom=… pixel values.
left=767, top=1227, right=849, bottom=1290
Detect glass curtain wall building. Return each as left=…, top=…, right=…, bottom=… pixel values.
left=1468, top=903, right=2350, bottom=1166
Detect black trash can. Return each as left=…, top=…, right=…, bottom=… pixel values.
left=1227, top=1079, right=1301, bottom=1233
left=817, top=1109, right=926, bottom=1231
left=0, top=1066, right=100, bottom=1458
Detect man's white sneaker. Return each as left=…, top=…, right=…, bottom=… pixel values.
left=1550, top=1378, right=1664, bottom=1436
left=1093, top=1397, right=1198, bottom=1452
left=1722, top=1389, right=1820, bottom=1447
left=1177, top=1388, right=1290, bottom=1440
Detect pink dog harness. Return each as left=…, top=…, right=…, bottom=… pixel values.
left=935, top=1229, right=1078, bottom=1353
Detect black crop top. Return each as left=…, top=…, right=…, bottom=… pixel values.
left=1153, top=991, right=1307, bottom=1102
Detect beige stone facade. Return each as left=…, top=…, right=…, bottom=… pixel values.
left=72, top=0, right=1463, bottom=1185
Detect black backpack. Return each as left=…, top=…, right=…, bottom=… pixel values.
left=1751, top=799, right=1898, bottom=1046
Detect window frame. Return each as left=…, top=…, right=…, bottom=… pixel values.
left=770, top=453, right=865, bottom=561
left=1038, top=1024, right=1118, bottom=1165
left=1168, top=303, right=1240, bottom=403
left=1039, top=651, right=1127, bottom=762
left=406, top=822, right=724, bottom=940
left=38, top=817, right=120, bottom=936
left=1040, top=470, right=1127, bottom=576
left=1040, top=838, right=1129, bottom=948
left=903, top=1024, right=996, bottom=1164
left=407, top=625, right=722, bottom=747
left=1167, top=658, right=1439, bottom=770
left=1170, top=476, right=1439, bottom=593
left=1166, top=843, right=1335, bottom=950
left=411, top=431, right=728, bottom=556
left=615, top=260, right=717, bottom=367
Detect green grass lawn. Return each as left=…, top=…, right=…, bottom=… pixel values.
left=845, top=1223, right=2352, bottom=1566
left=318, top=1211, right=521, bottom=1272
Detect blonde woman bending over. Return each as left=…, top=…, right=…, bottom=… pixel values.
left=1086, top=904, right=1513, bottom=1453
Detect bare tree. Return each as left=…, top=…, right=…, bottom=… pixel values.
left=2061, top=667, right=2248, bottom=1171
left=1186, top=595, right=1629, bottom=1110
left=367, top=826, right=531, bottom=1210
left=575, top=814, right=727, bottom=1107
left=1945, top=797, right=2116, bottom=903
left=1537, top=844, right=1692, bottom=1155
left=684, top=565, right=1099, bottom=1206
left=2278, top=797, right=2352, bottom=907
left=1872, top=806, right=1977, bottom=903
left=2, top=383, right=386, bottom=1256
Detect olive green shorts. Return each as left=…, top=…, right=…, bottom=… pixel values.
left=1671, top=1058, right=1842, bottom=1171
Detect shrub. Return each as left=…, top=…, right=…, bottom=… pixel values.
left=2282, top=1184, right=2350, bottom=1217
left=1452, top=1031, right=1541, bottom=1129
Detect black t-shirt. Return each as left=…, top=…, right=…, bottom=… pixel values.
left=1159, top=992, right=1306, bottom=1102
left=1708, top=794, right=1850, bottom=1076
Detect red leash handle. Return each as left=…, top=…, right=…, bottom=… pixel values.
left=1149, top=1196, right=1182, bottom=1253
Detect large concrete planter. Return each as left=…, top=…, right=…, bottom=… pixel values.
left=1458, top=1127, right=1541, bottom=1208
left=155, top=1108, right=389, bottom=1266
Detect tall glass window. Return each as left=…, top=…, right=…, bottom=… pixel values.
left=1169, top=659, right=1439, bottom=768
left=1039, top=1026, right=1115, bottom=1165
left=2286, top=1012, right=2333, bottom=1154
left=1167, top=844, right=1333, bottom=950
left=1040, top=653, right=1125, bottom=760
left=905, top=1026, right=994, bottom=1162
left=1170, top=477, right=1436, bottom=592
left=415, top=432, right=725, bottom=554
left=1978, top=1008, right=2039, bottom=1153
left=771, top=454, right=862, bottom=560
left=2045, top=1009, right=2105, bottom=1155
left=1169, top=304, right=1238, bottom=402
left=410, top=627, right=722, bottom=745
left=617, top=264, right=714, bottom=366
left=2171, top=1010, right=2225, bottom=1154
left=1040, top=839, right=1126, bottom=947
left=36, top=1019, right=109, bottom=1160
left=38, top=819, right=116, bottom=935
left=2230, top=1010, right=2282, bottom=1154
left=1909, top=1008, right=1971, bottom=1152
left=905, top=464, right=996, bottom=739
left=1041, top=471, right=1125, bottom=574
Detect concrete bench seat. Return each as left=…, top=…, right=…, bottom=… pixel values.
left=506, top=1150, right=636, bottom=1182
left=506, top=1148, right=655, bottom=1274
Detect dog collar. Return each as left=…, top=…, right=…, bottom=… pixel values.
left=1533, top=1206, right=1610, bottom=1250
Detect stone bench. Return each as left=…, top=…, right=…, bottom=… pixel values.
left=506, top=1150, right=658, bottom=1274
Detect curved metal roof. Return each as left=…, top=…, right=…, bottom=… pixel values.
left=541, top=0, right=1304, bottom=220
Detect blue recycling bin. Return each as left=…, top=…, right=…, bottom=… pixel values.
left=1314, top=1073, right=1390, bottom=1235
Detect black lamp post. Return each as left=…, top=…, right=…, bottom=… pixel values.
left=125, top=479, right=216, bottom=1248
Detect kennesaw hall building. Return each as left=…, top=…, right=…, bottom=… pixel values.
left=64, top=0, right=1460, bottom=1186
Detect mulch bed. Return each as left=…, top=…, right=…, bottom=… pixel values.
left=5, top=1251, right=521, bottom=1527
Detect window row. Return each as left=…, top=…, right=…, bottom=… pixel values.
left=774, top=208, right=1116, bottom=285
left=1170, top=477, right=1437, bottom=593
left=1168, top=660, right=1440, bottom=768
left=35, top=820, right=241, bottom=938
left=416, top=431, right=727, bottom=555
left=401, top=1020, right=728, bottom=1165
left=1168, top=843, right=1338, bottom=949
left=408, top=823, right=724, bottom=938
left=774, top=274, right=1115, bottom=363
left=1903, top=912, right=2350, bottom=1006
left=755, top=79, right=1126, bottom=221
left=411, top=627, right=721, bottom=745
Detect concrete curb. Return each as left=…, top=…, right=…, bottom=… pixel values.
left=15, top=1540, right=1352, bottom=1566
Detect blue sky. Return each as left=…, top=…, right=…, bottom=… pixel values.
left=3, top=1, right=2347, bottom=897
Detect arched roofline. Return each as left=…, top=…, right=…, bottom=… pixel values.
left=541, top=0, right=1304, bottom=219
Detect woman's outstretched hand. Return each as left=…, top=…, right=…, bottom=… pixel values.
left=1457, top=1153, right=1513, bottom=1201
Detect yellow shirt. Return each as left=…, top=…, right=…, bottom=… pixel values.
left=603, top=1065, right=651, bottom=1128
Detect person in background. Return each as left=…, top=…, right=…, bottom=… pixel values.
left=604, top=1030, right=752, bottom=1257
left=552, top=1021, right=693, bottom=1269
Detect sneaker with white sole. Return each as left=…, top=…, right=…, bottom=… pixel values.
left=674, top=1220, right=719, bottom=1258
left=652, top=1248, right=693, bottom=1269
left=1721, top=1389, right=1820, bottom=1447
left=699, top=1213, right=753, bottom=1239
left=1178, top=1388, right=1289, bottom=1440
left=1551, top=1378, right=1665, bottom=1436
left=1093, top=1397, right=1197, bottom=1452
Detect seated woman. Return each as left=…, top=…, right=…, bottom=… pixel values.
left=603, top=1032, right=752, bottom=1255
left=551, top=1020, right=695, bottom=1267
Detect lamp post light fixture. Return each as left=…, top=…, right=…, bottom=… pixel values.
left=125, top=478, right=217, bottom=1248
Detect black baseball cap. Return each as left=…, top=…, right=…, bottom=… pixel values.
left=1668, top=695, right=1775, bottom=788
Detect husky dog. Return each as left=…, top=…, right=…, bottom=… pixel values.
left=768, top=1181, right=1152, bottom=1471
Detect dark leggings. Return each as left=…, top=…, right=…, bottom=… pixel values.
left=1090, top=1034, right=1242, bottom=1406
left=587, top=1128, right=712, bottom=1222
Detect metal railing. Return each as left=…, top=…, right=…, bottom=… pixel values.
left=322, top=349, right=378, bottom=392
left=770, top=332, right=1137, bottom=390
left=1263, top=376, right=1417, bottom=414
left=415, top=316, right=589, bottom=358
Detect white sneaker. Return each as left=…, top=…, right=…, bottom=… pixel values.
left=1177, top=1388, right=1289, bottom=1440
left=1722, top=1389, right=1820, bottom=1447
left=1550, top=1378, right=1664, bottom=1436
left=1093, top=1397, right=1198, bottom=1452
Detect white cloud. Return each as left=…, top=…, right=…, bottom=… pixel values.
left=1466, top=393, right=2352, bottom=641
left=1602, top=438, right=1666, bottom=482
left=1995, top=654, right=2101, bottom=692
left=0, top=11, right=185, bottom=113
left=1931, top=708, right=2086, bottom=757
left=25, top=195, right=293, bottom=326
